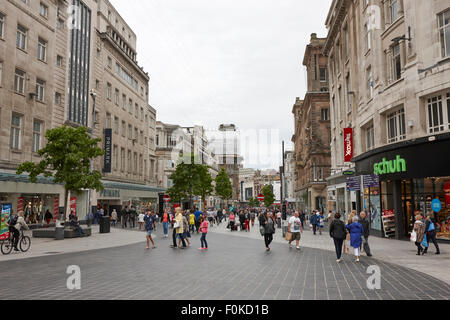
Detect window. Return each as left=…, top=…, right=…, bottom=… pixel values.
left=140, top=130, right=143, bottom=144
left=115, top=63, right=138, bottom=91
left=389, top=0, right=399, bottom=23
left=367, top=66, right=373, bottom=99
left=140, top=107, right=144, bottom=121
left=346, top=74, right=352, bottom=112
left=133, top=152, right=137, bottom=174
left=114, top=88, right=119, bottom=105
left=128, top=124, right=132, bottom=139
left=113, top=145, right=118, bottom=170
left=16, top=25, right=27, bottom=50
left=0, top=12, right=4, bottom=38
left=55, top=92, right=61, bottom=105
left=57, top=19, right=64, bottom=30
left=14, top=69, right=25, bottom=94
left=338, top=86, right=343, bottom=120
left=427, top=95, right=446, bottom=133
left=107, top=56, right=112, bottom=68
left=364, top=23, right=371, bottom=51
left=344, top=26, right=349, bottom=60
left=156, top=134, right=159, bottom=146
left=336, top=43, right=341, bottom=73
left=392, top=43, right=402, bottom=81
left=134, top=127, right=138, bottom=141
left=122, top=94, right=127, bottom=110
left=321, top=109, right=329, bottom=121
left=106, top=112, right=111, bottom=128
left=121, top=121, right=126, bottom=137
left=114, top=117, right=119, bottom=134
left=106, top=83, right=112, bottom=100
left=10, top=114, right=22, bottom=150
left=129, top=99, right=133, bottom=114
left=0, top=61, right=3, bottom=86
left=56, top=55, right=63, bottom=67
left=366, top=124, right=375, bottom=151
left=37, top=38, right=47, bottom=62
left=127, top=150, right=131, bottom=173
left=95, top=80, right=100, bottom=90
left=36, top=79, right=45, bottom=102
left=40, top=3, right=48, bottom=18
left=439, top=9, right=450, bottom=58
left=135, top=104, right=139, bottom=119
left=387, top=108, right=406, bottom=143
left=32, top=120, right=42, bottom=153
left=120, top=148, right=125, bottom=171
left=319, top=68, right=327, bottom=82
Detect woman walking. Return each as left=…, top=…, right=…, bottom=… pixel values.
left=261, top=212, right=276, bottom=252
left=422, top=212, right=440, bottom=255
left=162, top=210, right=169, bottom=238
left=329, top=213, right=347, bottom=263
left=138, top=211, right=145, bottom=231
left=413, top=214, right=425, bottom=255
left=344, top=210, right=357, bottom=254
left=229, top=211, right=236, bottom=231
left=317, top=212, right=325, bottom=235
left=198, top=216, right=208, bottom=250
left=182, top=211, right=191, bottom=247
left=346, top=216, right=364, bottom=262
left=111, top=209, right=117, bottom=227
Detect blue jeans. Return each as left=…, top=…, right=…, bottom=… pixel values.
left=200, top=233, right=208, bottom=248
left=163, top=222, right=168, bottom=235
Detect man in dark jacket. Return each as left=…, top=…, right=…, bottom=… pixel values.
left=309, top=211, right=318, bottom=235
left=359, top=211, right=372, bottom=256
left=239, top=210, right=245, bottom=231
left=329, top=213, right=347, bottom=262
left=423, top=212, right=440, bottom=255
left=129, top=206, right=136, bottom=229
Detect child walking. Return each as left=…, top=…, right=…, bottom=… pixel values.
left=198, top=216, right=208, bottom=250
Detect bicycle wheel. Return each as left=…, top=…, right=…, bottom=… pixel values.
left=1, top=240, right=13, bottom=255
left=20, top=236, right=31, bottom=252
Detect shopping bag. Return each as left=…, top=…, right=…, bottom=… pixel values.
left=410, top=230, right=417, bottom=242
left=421, top=236, right=428, bottom=248
left=285, top=231, right=292, bottom=242
left=259, top=226, right=265, bottom=236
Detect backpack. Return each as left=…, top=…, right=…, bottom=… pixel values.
left=9, top=214, right=19, bottom=226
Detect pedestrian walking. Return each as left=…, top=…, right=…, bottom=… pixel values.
left=412, top=214, right=425, bottom=255
left=344, top=210, right=356, bottom=254
left=287, top=211, right=303, bottom=250
left=261, top=211, right=276, bottom=252
left=276, top=211, right=282, bottom=229
left=299, top=211, right=305, bottom=228
left=317, top=212, right=324, bottom=235
left=121, top=206, right=128, bottom=228
left=182, top=211, right=191, bottom=246
left=144, top=211, right=157, bottom=250
left=229, top=212, right=236, bottom=231
left=111, top=209, right=117, bottom=227
left=130, top=206, right=137, bottom=229
left=244, top=210, right=250, bottom=232
left=359, top=211, right=372, bottom=257
left=422, top=212, right=440, bottom=255
left=162, top=211, right=169, bottom=238
left=239, top=210, right=245, bottom=231
left=44, top=209, right=53, bottom=228
left=175, top=207, right=187, bottom=249
left=329, top=213, right=347, bottom=263
left=194, top=208, right=202, bottom=234
left=138, top=211, right=145, bottom=230
left=250, top=210, right=256, bottom=227
left=309, top=211, right=318, bottom=235
left=198, top=216, right=208, bottom=250
left=346, top=216, right=364, bottom=262
left=189, top=210, right=195, bottom=233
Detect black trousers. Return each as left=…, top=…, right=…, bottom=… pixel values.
left=333, top=238, right=344, bottom=259
left=264, top=234, right=273, bottom=248
left=172, top=229, right=177, bottom=247
left=415, top=242, right=423, bottom=254
left=312, top=224, right=317, bottom=234
left=9, top=227, right=19, bottom=249
left=424, top=232, right=440, bottom=253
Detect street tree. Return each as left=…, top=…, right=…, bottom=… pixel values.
left=193, top=165, right=214, bottom=210
left=261, top=184, right=275, bottom=208
left=215, top=168, right=232, bottom=209
left=248, top=197, right=260, bottom=208
left=16, top=125, right=104, bottom=222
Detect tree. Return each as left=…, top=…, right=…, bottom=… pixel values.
left=261, top=184, right=275, bottom=209
left=16, top=126, right=104, bottom=222
left=215, top=168, right=232, bottom=208
left=248, top=197, right=260, bottom=208
left=193, top=165, right=214, bottom=210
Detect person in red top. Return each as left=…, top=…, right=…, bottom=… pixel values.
left=198, top=216, right=208, bottom=250
left=162, top=211, right=169, bottom=238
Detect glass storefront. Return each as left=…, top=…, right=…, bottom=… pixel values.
left=364, top=186, right=381, bottom=231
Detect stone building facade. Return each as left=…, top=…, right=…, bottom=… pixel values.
left=292, top=34, right=331, bottom=214
left=324, top=0, right=450, bottom=240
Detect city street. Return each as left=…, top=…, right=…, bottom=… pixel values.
left=0, top=223, right=449, bottom=300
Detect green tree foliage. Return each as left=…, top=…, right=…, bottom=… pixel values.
left=248, top=197, right=260, bottom=208
left=16, top=126, right=104, bottom=221
left=214, top=168, right=232, bottom=202
left=261, top=184, right=275, bottom=208
left=194, top=165, right=214, bottom=208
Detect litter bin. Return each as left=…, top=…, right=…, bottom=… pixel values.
left=99, top=216, right=110, bottom=234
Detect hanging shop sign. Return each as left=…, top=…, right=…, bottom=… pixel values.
left=343, top=128, right=353, bottom=162
left=104, top=128, right=112, bottom=173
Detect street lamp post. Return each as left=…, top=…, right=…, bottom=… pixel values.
left=87, top=90, right=97, bottom=227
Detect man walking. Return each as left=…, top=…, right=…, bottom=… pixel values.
left=359, top=211, right=372, bottom=257
left=288, top=211, right=303, bottom=250
left=130, top=206, right=136, bottom=229
left=309, top=210, right=318, bottom=235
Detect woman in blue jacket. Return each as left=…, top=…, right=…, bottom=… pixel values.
left=346, top=216, right=364, bottom=262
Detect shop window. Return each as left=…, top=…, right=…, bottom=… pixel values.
left=387, top=108, right=406, bottom=143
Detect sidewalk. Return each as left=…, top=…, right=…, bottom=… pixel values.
left=0, top=225, right=146, bottom=262
left=210, top=219, right=450, bottom=285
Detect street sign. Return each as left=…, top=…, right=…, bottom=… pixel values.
left=163, top=195, right=171, bottom=203
left=257, top=194, right=264, bottom=201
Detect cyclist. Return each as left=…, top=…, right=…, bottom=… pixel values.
left=6, top=211, right=29, bottom=251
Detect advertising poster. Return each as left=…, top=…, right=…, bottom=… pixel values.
left=0, top=203, right=12, bottom=241
left=369, top=195, right=381, bottom=231
left=70, top=197, right=77, bottom=216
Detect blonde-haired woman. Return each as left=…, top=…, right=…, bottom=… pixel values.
left=413, top=215, right=425, bottom=255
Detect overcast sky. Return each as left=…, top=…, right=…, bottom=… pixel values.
left=110, top=0, right=331, bottom=169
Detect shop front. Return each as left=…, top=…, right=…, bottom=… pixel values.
left=354, top=133, right=450, bottom=241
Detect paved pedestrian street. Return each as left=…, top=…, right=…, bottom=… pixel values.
left=0, top=225, right=449, bottom=300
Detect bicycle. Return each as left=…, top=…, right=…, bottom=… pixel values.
left=1, top=230, right=31, bottom=255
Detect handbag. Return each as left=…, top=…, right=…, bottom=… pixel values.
left=410, top=230, right=417, bottom=242
left=259, top=226, right=265, bottom=236
left=285, top=231, right=293, bottom=242
left=173, top=220, right=180, bottom=229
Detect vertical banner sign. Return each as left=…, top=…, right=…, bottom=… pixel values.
left=104, top=128, right=112, bottom=173
left=54, top=197, right=59, bottom=222
left=70, top=197, right=77, bottom=216
left=0, top=204, right=12, bottom=241
left=344, top=128, right=353, bottom=162
left=17, top=197, right=24, bottom=212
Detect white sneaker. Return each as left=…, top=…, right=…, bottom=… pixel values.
left=296, top=246, right=301, bottom=250
left=337, top=259, right=341, bottom=263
